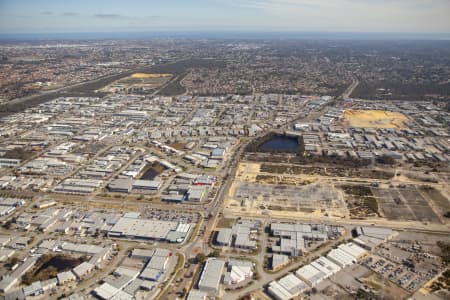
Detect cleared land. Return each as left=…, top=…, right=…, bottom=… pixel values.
left=227, top=162, right=447, bottom=226
left=100, top=73, right=172, bottom=93
left=130, top=73, right=171, bottom=79
left=343, top=109, right=409, bottom=129
left=373, top=186, right=442, bottom=223
left=225, top=162, right=348, bottom=219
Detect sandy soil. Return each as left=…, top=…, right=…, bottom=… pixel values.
left=343, top=109, right=409, bottom=129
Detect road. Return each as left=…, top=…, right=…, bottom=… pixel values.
left=221, top=233, right=350, bottom=300
left=341, top=77, right=359, bottom=99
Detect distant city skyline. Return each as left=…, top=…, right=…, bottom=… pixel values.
left=1, top=0, right=450, bottom=34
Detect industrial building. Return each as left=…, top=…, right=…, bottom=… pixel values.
left=326, top=248, right=356, bottom=267
left=337, top=242, right=368, bottom=260
left=295, top=264, right=328, bottom=287
left=108, top=216, right=191, bottom=243
left=223, top=260, right=254, bottom=285
left=216, top=228, right=232, bottom=246
left=140, top=252, right=169, bottom=281
left=271, top=254, right=289, bottom=271
left=268, top=274, right=308, bottom=300
left=270, top=222, right=343, bottom=256
left=352, top=226, right=397, bottom=250
left=215, top=219, right=259, bottom=250
left=310, top=257, right=341, bottom=277
left=187, top=289, right=208, bottom=300
left=198, top=258, right=225, bottom=294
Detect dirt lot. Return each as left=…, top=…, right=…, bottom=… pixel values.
left=225, top=180, right=348, bottom=219
left=361, top=271, right=410, bottom=299
left=419, top=186, right=450, bottom=217
left=342, top=109, right=409, bottom=129
left=131, top=73, right=171, bottom=79
left=373, top=186, right=441, bottom=223
left=340, top=185, right=379, bottom=218
left=260, top=163, right=394, bottom=180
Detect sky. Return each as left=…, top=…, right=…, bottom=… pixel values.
left=0, top=0, right=450, bottom=34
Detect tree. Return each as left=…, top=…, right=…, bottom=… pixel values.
left=208, top=249, right=221, bottom=258
left=195, top=253, right=206, bottom=264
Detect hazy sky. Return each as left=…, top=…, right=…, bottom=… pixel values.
left=1, top=0, right=449, bottom=33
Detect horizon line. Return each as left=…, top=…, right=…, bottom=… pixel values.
left=1, top=30, right=450, bottom=42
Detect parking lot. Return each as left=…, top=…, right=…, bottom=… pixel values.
left=361, top=231, right=445, bottom=292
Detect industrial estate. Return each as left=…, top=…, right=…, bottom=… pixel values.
left=0, top=38, right=449, bottom=300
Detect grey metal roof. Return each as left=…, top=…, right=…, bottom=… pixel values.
left=198, top=259, right=225, bottom=291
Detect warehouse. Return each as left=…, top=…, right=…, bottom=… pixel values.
left=326, top=248, right=356, bottom=267
left=60, top=242, right=106, bottom=255
left=310, top=257, right=341, bottom=277
left=54, top=178, right=102, bottom=194
left=93, top=282, right=120, bottom=300
left=216, top=219, right=259, bottom=250
left=353, top=226, right=397, bottom=250
left=72, top=262, right=95, bottom=280
left=210, top=148, right=225, bottom=160
left=223, top=260, right=253, bottom=285
left=108, top=216, right=191, bottom=243
left=268, top=281, right=293, bottom=300
left=198, top=258, right=225, bottom=294
left=131, top=249, right=155, bottom=260
left=107, top=178, right=133, bottom=193
left=278, top=274, right=308, bottom=296
left=295, top=264, right=327, bottom=287
left=268, top=274, right=307, bottom=300
left=187, top=289, right=207, bottom=300
left=132, top=180, right=162, bottom=191
left=338, top=242, right=368, bottom=260
left=186, top=186, right=208, bottom=202
left=216, top=228, right=232, bottom=246
left=140, top=254, right=168, bottom=281
left=271, top=254, right=289, bottom=271
left=161, top=194, right=186, bottom=203
left=0, top=158, right=21, bottom=168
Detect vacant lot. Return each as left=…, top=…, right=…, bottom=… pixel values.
left=131, top=73, right=171, bottom=79
left=228, top=181, right=347, bottom=218
left=343, top=109, right=409, bottom=129
left=373, top=186, right=441, bottom=223
left=419, top=186, right=450, bottom=216
left=341, top=185, right=379, bottom=218
left=260, top=163, right=393, bottom=180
